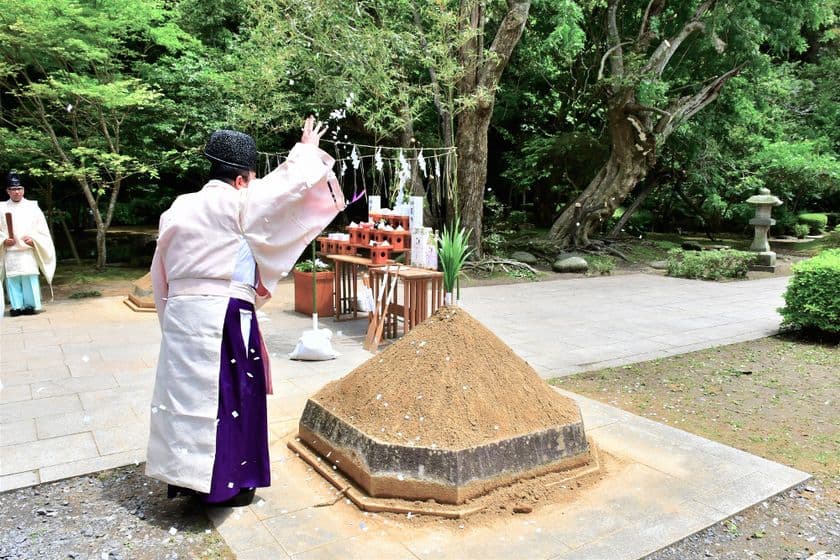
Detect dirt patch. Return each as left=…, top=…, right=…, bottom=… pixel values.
left=555, top=335, right=840, bottom=559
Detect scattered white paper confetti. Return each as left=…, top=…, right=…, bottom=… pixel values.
left=169, top=527, right=178, bottom=535
left=227, top=482, right=235, bottom=489
left=246, top=372, right=254, bottom=378
left=82, top=355, right=89, bottom=363
left=250, top=348, right=255, bottom=353
left=406, top=512, right=413, bottom=519
left=232, top=411, right=239, bottom=418
left=151, top=407, right=158, bottom=414
left=397, top=474, right=404, bottom=481
left=241, top=460, right=247, bottom=466
left=376, top=394, right=382, bottom=400
left=257, top=499, right=266, bottom=507
left=158, top=404, right=167, bottom=411
left=230, top=359, right=236, bottom=364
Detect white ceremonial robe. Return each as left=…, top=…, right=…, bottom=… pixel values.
left=0, top=198, right=56, bottom=285
left=146, top=143, right=345, bottom=492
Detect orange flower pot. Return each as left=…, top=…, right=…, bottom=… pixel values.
left=294, top=270, right=335, bottom=316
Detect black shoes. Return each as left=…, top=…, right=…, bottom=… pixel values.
left=8, top=307, right=35, bottom=317
left=209, top=488, right=256, bottom=508
left=167, top=484, right=256, bottom=507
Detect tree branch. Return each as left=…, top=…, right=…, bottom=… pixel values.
left=479, top=0, right=531, bottom=89
left=655, top=65, right=742, bottom=138
left=642, top=0, right=717, bottom=78
left=606, top=0, right=624, bottom=78
left=625, top=102, right=673, bottom=118
left=598, top=41, right=632, bottom=80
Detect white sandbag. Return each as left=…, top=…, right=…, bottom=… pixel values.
left=288, top=328, right=340, bottom=361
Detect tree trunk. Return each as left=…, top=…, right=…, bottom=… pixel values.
left=95, top=225, right=107, bottom=271
left=608, top=180, right=654, bottom=237
left=456, top=106, right=493, bottom=255
left=62, top=219, right=82, bottom=265
left=550, top=98, right=654, bottom=246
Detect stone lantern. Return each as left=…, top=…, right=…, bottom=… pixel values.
left=746, top=187, right=783, bottom=272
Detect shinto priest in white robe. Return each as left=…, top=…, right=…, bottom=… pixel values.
left=146, top=142, right=345, bottom=495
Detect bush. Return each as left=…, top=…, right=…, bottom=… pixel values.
left=779, top=249, right=840, bottom=334
left=797, top=213, right=828, bottom=235
left=824, top=225, right=840, bottom=249
left=793, top=223, right=811, bottom=239
left=587, top=255, right=615, bottom=275
left=666, top=248, right=756, bottom=280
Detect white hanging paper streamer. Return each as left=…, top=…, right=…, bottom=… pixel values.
left=374, top=147, right=384, bottom=172
left=417, top=149, right=427, bottom=178
left=351, top=145, right=361, bottom=170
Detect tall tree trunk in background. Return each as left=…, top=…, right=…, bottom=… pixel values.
left=455, top=0, right=531, bottom=256
left=549, top=0, right=740, bottom=247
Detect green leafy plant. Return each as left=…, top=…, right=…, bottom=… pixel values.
left=779, top=249, right=840, bottom=334
left=666, top=249, right=756, bottom=280
left=438, top=217, right=473, bottom=298
left=793, top=223, right=811, bottom=239
left=69, top=290, right=102, bottom=299
left=294, top=258, right=332, bottom=273
left=798, top=213, right=828, bottom=234
left=824, top=225, right=840, bottom=249
left=586, top=255, right=615, bottom=275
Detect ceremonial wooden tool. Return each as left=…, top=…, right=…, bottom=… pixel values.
left=4, top=212, right=13, bottom=240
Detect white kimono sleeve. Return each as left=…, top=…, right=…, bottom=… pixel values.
left=242, top=143, right=345, bottom=294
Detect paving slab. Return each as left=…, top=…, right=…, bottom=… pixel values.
left=0, top=273, right=805, bottom=559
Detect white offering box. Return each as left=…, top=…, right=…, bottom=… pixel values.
left=411, top=227, right=437, bottom=269
left=409, top=196, right=424, bottom=230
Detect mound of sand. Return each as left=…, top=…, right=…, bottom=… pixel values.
left=313, top=306, right=582, bottom=448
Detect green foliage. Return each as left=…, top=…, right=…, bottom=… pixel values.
left=794, top=224, right=811, bottom=239
left=823, top=226, right=840, bottom=249
left=586, top=255, right=615, bottom=276
left=69, top=290, right=102, bottom=299
left=798, top=213, right=829, bottom=234
left=294, top=258, right=332, bottom=273
left=666, top=249, right=756, bottom=281
left=438, top=217, right=473, bottom=295
left=779, top=249, right=840, bottom=334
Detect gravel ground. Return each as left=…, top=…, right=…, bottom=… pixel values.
left=0, top=464, right=232, bottom=560
left=647, top=477, right=839, bottom=560
left=1, top=463, right=836, bottom=559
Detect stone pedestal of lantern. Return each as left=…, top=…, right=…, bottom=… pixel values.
left=746, top=188, right=783, bottom=272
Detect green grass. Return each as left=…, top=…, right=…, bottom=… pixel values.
left=53, top=263, right=148, bottom=286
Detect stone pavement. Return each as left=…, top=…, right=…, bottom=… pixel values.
left=0, top=273, right=807, bottom=559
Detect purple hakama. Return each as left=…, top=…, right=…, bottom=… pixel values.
left=200, top=297, right=270, bottom=503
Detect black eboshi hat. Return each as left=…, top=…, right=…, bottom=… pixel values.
left=6, top=170, right=22, bottom=188
left=203, top=130, right=258, bottom=171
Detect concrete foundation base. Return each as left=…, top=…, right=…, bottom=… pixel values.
left=298, top=398, right=592, bottom=505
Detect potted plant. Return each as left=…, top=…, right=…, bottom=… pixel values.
left=293, top=256, right=335, bottom=316
left=438, top=217, right=473, bottom=305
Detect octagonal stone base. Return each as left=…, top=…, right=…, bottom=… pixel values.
left=298, top=398, right=592, bottom=505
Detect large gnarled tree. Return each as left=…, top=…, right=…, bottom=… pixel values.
left=549, top=0, right=834, bottom=247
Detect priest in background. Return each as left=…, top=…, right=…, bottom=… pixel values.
left=1, top=171, right=56, bottom=317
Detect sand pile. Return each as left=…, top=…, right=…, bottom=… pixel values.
left=312, top=306, right=582, bottom=449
